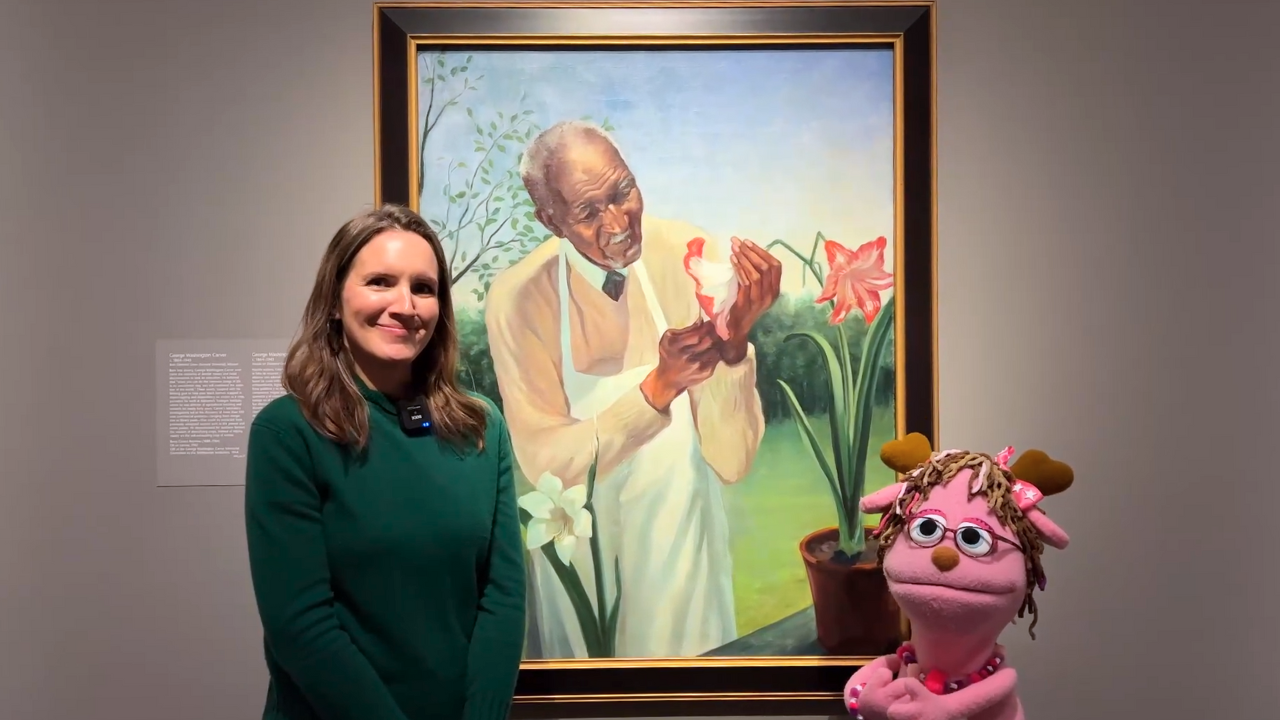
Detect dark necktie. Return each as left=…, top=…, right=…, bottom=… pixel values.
left=602, top=271, right=625, bottom=301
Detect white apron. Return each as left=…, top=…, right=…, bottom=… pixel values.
left=528, top=242, right=738, bottom=659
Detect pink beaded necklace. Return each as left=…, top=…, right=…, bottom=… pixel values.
left=845, top=643, right=1006, bottom=718
left=897, top=642, right=1006, bottom=694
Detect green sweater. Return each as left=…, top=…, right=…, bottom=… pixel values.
left=243, top=382, right=526, bottom=720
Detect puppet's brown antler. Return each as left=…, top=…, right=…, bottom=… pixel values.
left=879, top=432, right=934, bottom=475
left=1009, top=449, right=1074, bottom=496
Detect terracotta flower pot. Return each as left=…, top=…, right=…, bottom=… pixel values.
left=800, top=526, right=904, bottom=657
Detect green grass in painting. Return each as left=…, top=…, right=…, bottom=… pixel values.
left=512, top=410, right=899, bottom=641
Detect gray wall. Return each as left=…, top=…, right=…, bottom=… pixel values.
left=1, top=0, right=1275, bottom=718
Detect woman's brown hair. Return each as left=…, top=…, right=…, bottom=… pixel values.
left=281, top=203, right=488, bottom=451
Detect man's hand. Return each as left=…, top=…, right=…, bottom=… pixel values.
left=641, top=320, right=721, bottom=412
left=720, top=237, right=782, bottom=364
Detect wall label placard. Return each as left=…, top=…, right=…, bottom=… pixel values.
left=155, top=339, right=290, bottom=487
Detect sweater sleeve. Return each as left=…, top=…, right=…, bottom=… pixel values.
left=243, top=420, right=411, bottom=720
left=464, top=412, right=528, bottom=720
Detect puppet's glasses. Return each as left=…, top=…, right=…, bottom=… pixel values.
left=905, top=513, right=1024, bottom=558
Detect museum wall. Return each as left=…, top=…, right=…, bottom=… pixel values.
left=1, top=0, right=1277, bottom=719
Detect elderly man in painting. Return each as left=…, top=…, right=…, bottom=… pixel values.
left=484, top=120, right=782, bottom=659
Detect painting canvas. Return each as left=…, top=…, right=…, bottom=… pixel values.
left=413, top=45, right=907, bottom=661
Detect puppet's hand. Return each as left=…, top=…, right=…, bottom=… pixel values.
left=846, top=655, right=906, bottom=719
left=884, top=678, right=955, bottom=720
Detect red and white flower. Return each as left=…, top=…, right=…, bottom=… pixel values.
left=814, top=236, right=894, bottom=325
left=682, top=236, right=739, bottom=340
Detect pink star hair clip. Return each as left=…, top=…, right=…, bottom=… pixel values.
left=995, top=445, right=1047, bottom=513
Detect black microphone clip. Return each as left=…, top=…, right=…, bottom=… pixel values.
left=397, top=396, right=433, bottom=436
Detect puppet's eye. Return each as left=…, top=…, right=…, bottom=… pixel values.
left=908, top=514, right=946, bottom=546
left=955, top=523, right=994, bottom=557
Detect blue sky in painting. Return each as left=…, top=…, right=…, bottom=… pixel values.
left=416, top=48, right=894, bottom=303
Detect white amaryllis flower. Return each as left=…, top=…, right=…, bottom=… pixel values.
left=517, top=472, right=593, bottom=565
left=683, top=236, right=740, bottom=340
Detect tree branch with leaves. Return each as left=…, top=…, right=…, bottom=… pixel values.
left=416, top=50, right=619, bottom=300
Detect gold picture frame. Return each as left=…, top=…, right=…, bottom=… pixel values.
left=373, top=2, right=937, bottom=716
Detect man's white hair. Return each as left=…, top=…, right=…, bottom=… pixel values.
left=519, top=120, right=626, bottom=212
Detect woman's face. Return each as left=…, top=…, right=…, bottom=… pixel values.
left=338, top=229, right=441, bottom=371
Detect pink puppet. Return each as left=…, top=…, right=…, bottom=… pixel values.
left=843, top=434, right=1074, bottom=720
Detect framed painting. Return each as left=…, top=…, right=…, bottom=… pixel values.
left=372, top=1, right=937, bottom=716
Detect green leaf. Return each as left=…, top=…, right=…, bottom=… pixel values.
left=583, top=436, right=608, bottom=646
left=585, top=436, right=599, bottom=504
left=539, top=548, right=606, bottom=656
left=776, top=379, right=850, bottom=546
left=843, top=300, right=896, bottom=554
left=605, top=555, right=622, bottom=656
left=782, top=331, right=849, bottom=501
left=835, top=322, right=856, bottom=506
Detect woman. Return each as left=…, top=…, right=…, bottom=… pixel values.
left=244, top=204, right=526, bottom=720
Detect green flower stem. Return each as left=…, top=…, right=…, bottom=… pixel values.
left=583, top=437, right=610, bottom=652
left=539, top=547, right=606, bottom=656
left=766, top=238, right=826, bottom=289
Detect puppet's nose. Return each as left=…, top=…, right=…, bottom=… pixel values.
left=931, top=546, right=960, bottom=571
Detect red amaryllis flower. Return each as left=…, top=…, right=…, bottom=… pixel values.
left=814, top=236, right=894, bottom=325
left=683, top=236, right=739, bottom=340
